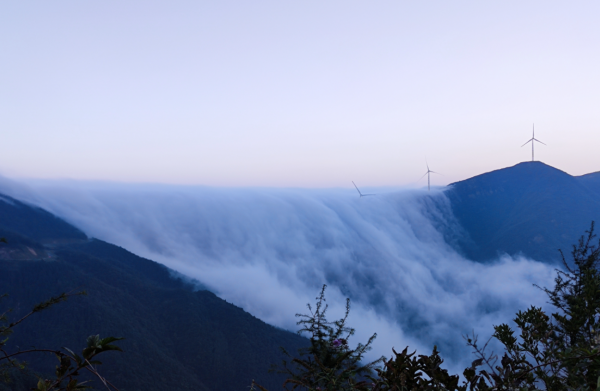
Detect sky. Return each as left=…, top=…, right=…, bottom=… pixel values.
left=2, top=1, right=600, bottom=187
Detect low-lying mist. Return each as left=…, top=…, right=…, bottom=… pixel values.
left=2, top=178, right=557, bottom=371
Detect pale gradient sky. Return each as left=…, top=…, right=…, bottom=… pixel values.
left=1, top=1, right=599, bottom=187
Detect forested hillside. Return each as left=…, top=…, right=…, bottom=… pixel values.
left=445, top=161, right=600, bottom=263
left=0, top=194, right=308, bottom=391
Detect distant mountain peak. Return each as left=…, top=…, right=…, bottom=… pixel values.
left=444, top=161, right=600, bottom=264
left=448, top=161, right=572, bottom=188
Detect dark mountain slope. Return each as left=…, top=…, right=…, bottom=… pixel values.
left=445, top=161, right=600, bottom=263
left=578, top=171, right=600, bottom=196
left=0, top=195, right=307, bottom=391
left=0, top=194, right=86, bottom=243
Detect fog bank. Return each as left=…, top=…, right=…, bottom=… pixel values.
left=1, top=178, right=556, bottom=369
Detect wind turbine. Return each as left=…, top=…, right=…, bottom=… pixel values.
left=352, top=181, right=375, bottom=198
left=419, top=161, right=439, bottom=191
left=521, top=124, right=546, bottom=161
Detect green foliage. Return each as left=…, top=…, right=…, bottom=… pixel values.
left=1, top=291, right=123, bottom=391
left=256, top=285, right=383, bottom=391
left=371, top=346, right=465, bottom=391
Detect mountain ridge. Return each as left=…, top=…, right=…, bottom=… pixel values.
left=445, top=161, right=600, bottom=263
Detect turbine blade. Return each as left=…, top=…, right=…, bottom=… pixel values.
left=521, top=139, right=533, bottom=147
left=419, top=172, right=428, bottom=180
left=352, top=181, right=363, bottom=196
left=533, top=138, right=547, bottom=145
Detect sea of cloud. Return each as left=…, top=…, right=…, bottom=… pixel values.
left=0, top=178, right=557, bottom=372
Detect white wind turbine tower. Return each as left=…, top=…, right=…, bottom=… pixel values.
left=419, top=161, right=439, bottom=191
left=352, top=181, right=375, bottom=198
left=521, top=124, right=546, bottom=161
